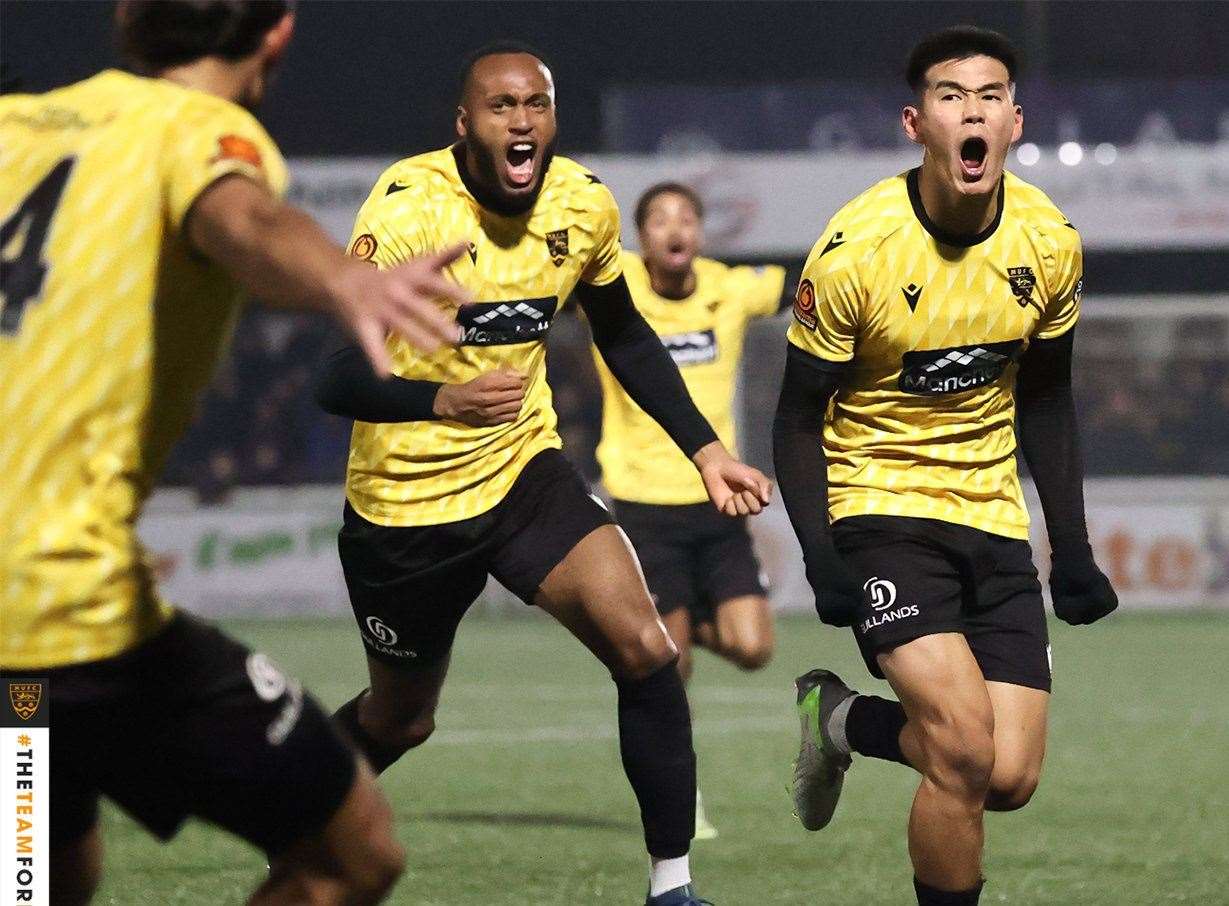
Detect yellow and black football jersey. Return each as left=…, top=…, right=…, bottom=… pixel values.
left=345, top=147, right=623, bottom=527
left=595, top=251, right=785, bottom=505
left=0, top=70, right=287, bottom=669
left=787, top=168, right=1082, bottom=540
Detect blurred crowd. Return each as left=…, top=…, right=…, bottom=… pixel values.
left=162, top=309, right=1229, bottom=503
left=1074, top=317, right=1229, bottom=475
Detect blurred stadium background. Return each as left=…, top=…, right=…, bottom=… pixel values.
left=4, top=2, right=1228, bottom=904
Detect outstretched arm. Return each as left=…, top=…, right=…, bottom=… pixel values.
left=576, top=275, right=772, bottom=515
left=1016, top=329, right=1117, bottom=624
left=772, top=345, right=863, bottom=626
left=188, top=174, right=467, bottom=374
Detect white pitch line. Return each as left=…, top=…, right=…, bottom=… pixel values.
left=429, top=715, right=787, bottom=747
left=443, top=684, right=788, bottom=705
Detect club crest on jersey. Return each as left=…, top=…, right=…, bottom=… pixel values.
left=793, top=278, right=817, bottom=330
left=8, top=682, right=42, bottom=721
left=546, top=229, right=569, bottom=267
left=1008, top=266, right=1037, bottom=307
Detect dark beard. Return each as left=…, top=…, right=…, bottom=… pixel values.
left=457, top=135, right=557, bottom=216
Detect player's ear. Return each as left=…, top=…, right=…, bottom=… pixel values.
left=901, top=104, right=923, bottom=145
left=1012, top=104, right=1023, bottom=143
left=264, top=11, right=295, bottom=61
left=455, top=105, right=468, bottom=139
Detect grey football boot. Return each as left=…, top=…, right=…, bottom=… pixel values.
left=791, top=668, right=855, bottom=831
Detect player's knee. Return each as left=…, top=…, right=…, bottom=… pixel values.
left=986, top=765, right=1041, bottom=812
left=341, top=838, right=404, bottom=903
left=918, top=715, right=995, bottom=799
left=388, top=713, right=436, bottom=752
left=336, top=792, right=405, bottom=903
left=724, top=636, right=773, bottom=671
left=613, top=621, right=678, bottom=679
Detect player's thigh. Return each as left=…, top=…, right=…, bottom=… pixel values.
left=486, top=451, right=671, bottom=676
left=534, top=523, right=676, bottom=677
left=832, top=516, right=967, bottom=681
left=878, top=633, right=995, bottom=786
left=339, top=501, right=489, bottom=668
left=265, top=758, right=403, bottom=900
left=963, top=534, right=1052, bottom=693
left=100, top=615, right=361, bottom=858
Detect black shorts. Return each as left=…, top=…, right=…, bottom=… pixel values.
left=613, top=499, right=767, bottom=624
left=832, top=515, right=1051, bottom=692
left=6, top=614, right=356, bottom=854
left=339, top=449, right=614, bottom=668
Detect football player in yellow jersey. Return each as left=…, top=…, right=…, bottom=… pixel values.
left=776, top=28, right=1117, bottom=906
left=594, top=183, right=788, bottom=839
left=0, top=3, right=469, bottom=904
left=314, top=44, right=771, bottom=906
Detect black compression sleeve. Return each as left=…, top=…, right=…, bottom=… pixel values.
left=772, top=345, right=845, bottom=559
left=1016, top=329, right=1088, bottom=545
left=313, top=345, right=442, bottom=422
left=575, top=275, right=717, bottom=459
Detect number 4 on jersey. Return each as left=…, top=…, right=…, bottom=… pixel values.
left=1, top=157, right=76, bottom=335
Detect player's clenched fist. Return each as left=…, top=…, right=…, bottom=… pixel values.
left=336, top=243, right=472, bottom=375
left=1048, top=537, right=1119, bottom=625
left=433, top=368, right=527, bottom=427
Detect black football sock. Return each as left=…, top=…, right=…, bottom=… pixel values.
left=914, top=877, right=984, bottom=905
left=845, top=694, right=910, bottom=766
left=616, top=660, right=696, bottom=859
left=333, top=690, right=405, bottom=775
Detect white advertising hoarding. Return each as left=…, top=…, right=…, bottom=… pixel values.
left=142, top=480, right=1229, bottom=618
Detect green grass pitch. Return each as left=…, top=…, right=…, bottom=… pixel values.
left=93, top=611, right=1228, bottom=904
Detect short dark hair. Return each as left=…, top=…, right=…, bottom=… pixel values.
left=634, top=182, right=704, bottom=231
left=459, top=41, right=551, bottom=98
left=117, top=0, right=292, bottom=74
left=905, top=26, right=1019, bottom=92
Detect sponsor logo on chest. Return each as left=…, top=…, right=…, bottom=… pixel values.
left=661, top=329, right=718, bottom=365
left=457, top=297, right=559, bottom=346
left=899, top=339, right=1024, bottom=395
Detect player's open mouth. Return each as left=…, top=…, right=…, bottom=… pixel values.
left=505, top=142, right=537, bottom=188
left=666, top=240, right=690, bottom=263
left=959, top=137, right=989, bottom=181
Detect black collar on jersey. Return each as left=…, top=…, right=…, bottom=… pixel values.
left=450, top=143, right=553, bottom=218
left=906, top=167, right=1004, bottom=248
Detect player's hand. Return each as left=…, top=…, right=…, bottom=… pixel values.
left=432, top=369, right=527, bottom=427
left=1049, top=537, right=1118, bottom=625
left=693, top=441, right=773, bottom=516
left=805, top=543, right=864, bottom=628
left=335, top=244, right=471, bottom=376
